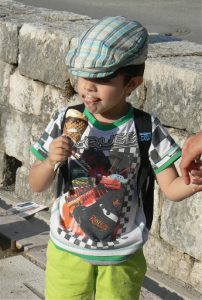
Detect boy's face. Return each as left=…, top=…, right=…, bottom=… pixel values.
left=77, top=74, right=141, bottom=119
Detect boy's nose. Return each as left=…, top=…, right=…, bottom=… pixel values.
left=84, top=79, right=96, bottom=92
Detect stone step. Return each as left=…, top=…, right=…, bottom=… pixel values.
left=0, top=192, right=49, bottom=252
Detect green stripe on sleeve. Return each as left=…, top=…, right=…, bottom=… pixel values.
left=154, top=150, right=181, bottom=174
left=30, top=146, right=46, bottom=161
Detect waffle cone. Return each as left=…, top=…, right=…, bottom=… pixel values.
left=63, top=109, right=88, bottom=143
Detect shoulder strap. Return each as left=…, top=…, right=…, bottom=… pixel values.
left=133, top=108, right=154, bottom=229
left=133, top=108, right=152, bottom=160
left=133, top=108, right=152, bottom=192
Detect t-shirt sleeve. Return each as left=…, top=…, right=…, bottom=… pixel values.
left=30, top=107, right=66, bottom=161
left=149, top=115, right=181, bottom=174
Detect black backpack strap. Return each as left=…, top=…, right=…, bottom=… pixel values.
left=133, top=108, right=152, bottom=190
left=56, top=103, right=85, bottom=197
left=133, top=108, right=154, bottom=229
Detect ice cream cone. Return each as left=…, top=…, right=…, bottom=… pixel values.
left=63, top=109, right=88, bottom=143
left=54, top=109, right=89, bottom=172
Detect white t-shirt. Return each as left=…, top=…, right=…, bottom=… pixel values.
left=31, top=105, right=181, bottom=265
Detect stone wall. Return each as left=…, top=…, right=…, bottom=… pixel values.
left=0, top=0, right=202, bottom=294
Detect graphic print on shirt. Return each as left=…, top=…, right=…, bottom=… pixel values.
left=59, top=131, right=140, bottom=244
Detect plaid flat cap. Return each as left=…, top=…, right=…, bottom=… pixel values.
left=66, top=16, right=148, bottom=78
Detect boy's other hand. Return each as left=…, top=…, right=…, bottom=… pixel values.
left=48, top=135, right=73, bottom=167
left=190, top=163, right=202, bottom=192
left=180, top=131, right=202, bottom=185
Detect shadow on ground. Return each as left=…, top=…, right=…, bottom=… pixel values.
left=143, top=276, right=183, bottom=300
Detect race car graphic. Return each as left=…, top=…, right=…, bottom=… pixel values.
left=60, top=147, right=131, bottom=241
left=60, top=174, right=125, bottom=240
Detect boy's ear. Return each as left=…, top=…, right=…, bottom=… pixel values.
left=126, top=76, right=143, bottom=93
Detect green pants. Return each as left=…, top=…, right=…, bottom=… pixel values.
left=45, top=241, right=147, bottom=300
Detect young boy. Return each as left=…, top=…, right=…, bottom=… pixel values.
left=29, top=16, right=201, bottom=300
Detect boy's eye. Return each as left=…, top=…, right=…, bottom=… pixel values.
left=82, top=74, right=117, bottom=85
left=96, top=78, right=112, bottom=84
left=91, top=77, right=115, bottom=85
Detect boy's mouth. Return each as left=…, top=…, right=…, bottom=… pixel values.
left=83, top=94, right=100, bottom=104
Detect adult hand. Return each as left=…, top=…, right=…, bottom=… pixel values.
left=180, top=131, right=202, bottom=185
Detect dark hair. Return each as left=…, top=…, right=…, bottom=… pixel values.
left=103, top=63, right=145, bottom=85
left=63, top=77, right=76, bottom=100
left=119, top=64, right=145, bottom=83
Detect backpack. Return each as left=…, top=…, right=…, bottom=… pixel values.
left=57, top=104, right=155, bottom=230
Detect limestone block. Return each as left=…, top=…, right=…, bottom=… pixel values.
left=0, top=61, right=15, bottom=105
left=3, top=110, right=31, bottom=165
left=0, top=4, right=39, bottom=64
left=9, top=69, right=44, bottom=115
left=0, top=107, right=6, bottom=143
left=0, top=21, right=19, bottom=64
left=189, top=260, right=202, bottom=294
left=158, top=129, right=202, bottom=261
left=0, top=0, right=92, bottom=65
left=29, top=119, right=48, bottom=166
left=18, top=20, right=96, bottom=89
left=15, top=165, right=57, bottom=209
left=144, top=235, right=192, bottom=285
left=144, top=57, right=202, bottom=132
left=41, top=85, right=67, bottom=122
left=42, top=86, right=82, bottom=122
left=127, top=82, right=146, bottom=110
left=148, top=38, right=202, bottom=58
left=0, top=150, right=5, bottom=186
left=160, top=195, right=202, bottom=261
left=149, top=184, right=162, bottom=237
left=30, top=120, right=46, bottom=146
left=18, top=23, right=68, bottom=89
